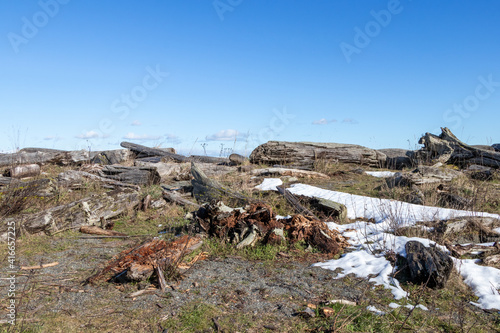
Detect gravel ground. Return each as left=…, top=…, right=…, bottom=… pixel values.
left=1, top=236, right=388, bottom=332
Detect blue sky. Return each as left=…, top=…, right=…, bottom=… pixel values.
left=1, top=1, right=499, bottom=155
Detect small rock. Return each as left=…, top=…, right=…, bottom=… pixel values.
left=399, top=241, right=453, bottom=289
left=297, top=307, right=316, bottom=318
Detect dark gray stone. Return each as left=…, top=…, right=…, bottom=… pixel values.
left=401, top=241, right=453, bottom=289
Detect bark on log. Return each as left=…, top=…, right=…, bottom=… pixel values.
left=250, top=141, right=386, bottom=168
left=418, top=127, right=500, bottom=168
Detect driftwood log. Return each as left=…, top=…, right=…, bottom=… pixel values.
left=0, top=148, right=132, bottom=167
left=121, top=142, right=231, bottom=165
left=57, top=170, right=141, bottom=190
left=98, top=165, right=161, bottom=185
left=250, top=141, right=387, bottom=168
left=418, top=127, right=500, bottom=168
left=121, top=141, right=189, bottom=162
left=15, top=189, right=140, bottom=235
left=191, top=162, right=250, bottom=206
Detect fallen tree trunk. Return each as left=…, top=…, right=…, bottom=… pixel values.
left=418, top=127, right=500, bottom=168
left=7, top=164, right=41, bottom=179
left=57, top=170, right=140, bottom=190
left=122, top=141, right=232, bottom=165
left=98, top=165, right=161, bottom=185
left=121, top=141, right=189, bottom=162
left=250, top=141, right=387, bottom=168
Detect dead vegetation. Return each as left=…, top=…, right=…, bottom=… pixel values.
left=2, top=132, right=500, bottom=332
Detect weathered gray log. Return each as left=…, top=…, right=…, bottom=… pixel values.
left=6, top=189, right=140, bottom=236
left=98, top=165, right=161, bottom=185
left=229, top=153, right=249, bottom=165
left=8, top=164, right=40, bottom=179
left=250, top=141, right=386, bottom=168
left=0, top=151, right=61, bottom=167
left=122, top=141, right=232, bottom=164
left=191, top=162, right=250, bottom=205
left=400, top=241, right=453, bottom=289
left=276, top=185, right=318, bottom=219
left=90, top=149, right=133, bottom=165
left=377, top=149, right=415, bottom=170
left=57, top=170, right=140, bottom=190
left=135, top=161, right=236, bottom=181
left=121, top=141, right=189, bottom=162
left=163, top=190, right=201, bottom=208
left=0, top=149, right=118, bottom=167
left=418, top=128, right=500, bottom=168
left=18, top=147, right=65, bottom=154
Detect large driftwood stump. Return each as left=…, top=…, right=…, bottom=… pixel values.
left=250, top=141, right=386, bottom=168
left=418, top=127, right=500, bottom=168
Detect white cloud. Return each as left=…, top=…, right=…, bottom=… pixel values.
left=131, top=120, right=142, bottom=126
left=206, top=129, right=244, bottom=141
left=312, top=118, right=337, bottom=125
left=44, top=135, right=63, bottom=141
left=123, top=132, right=162, bottom=141
left=76, top=130, right=101, bottom=139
